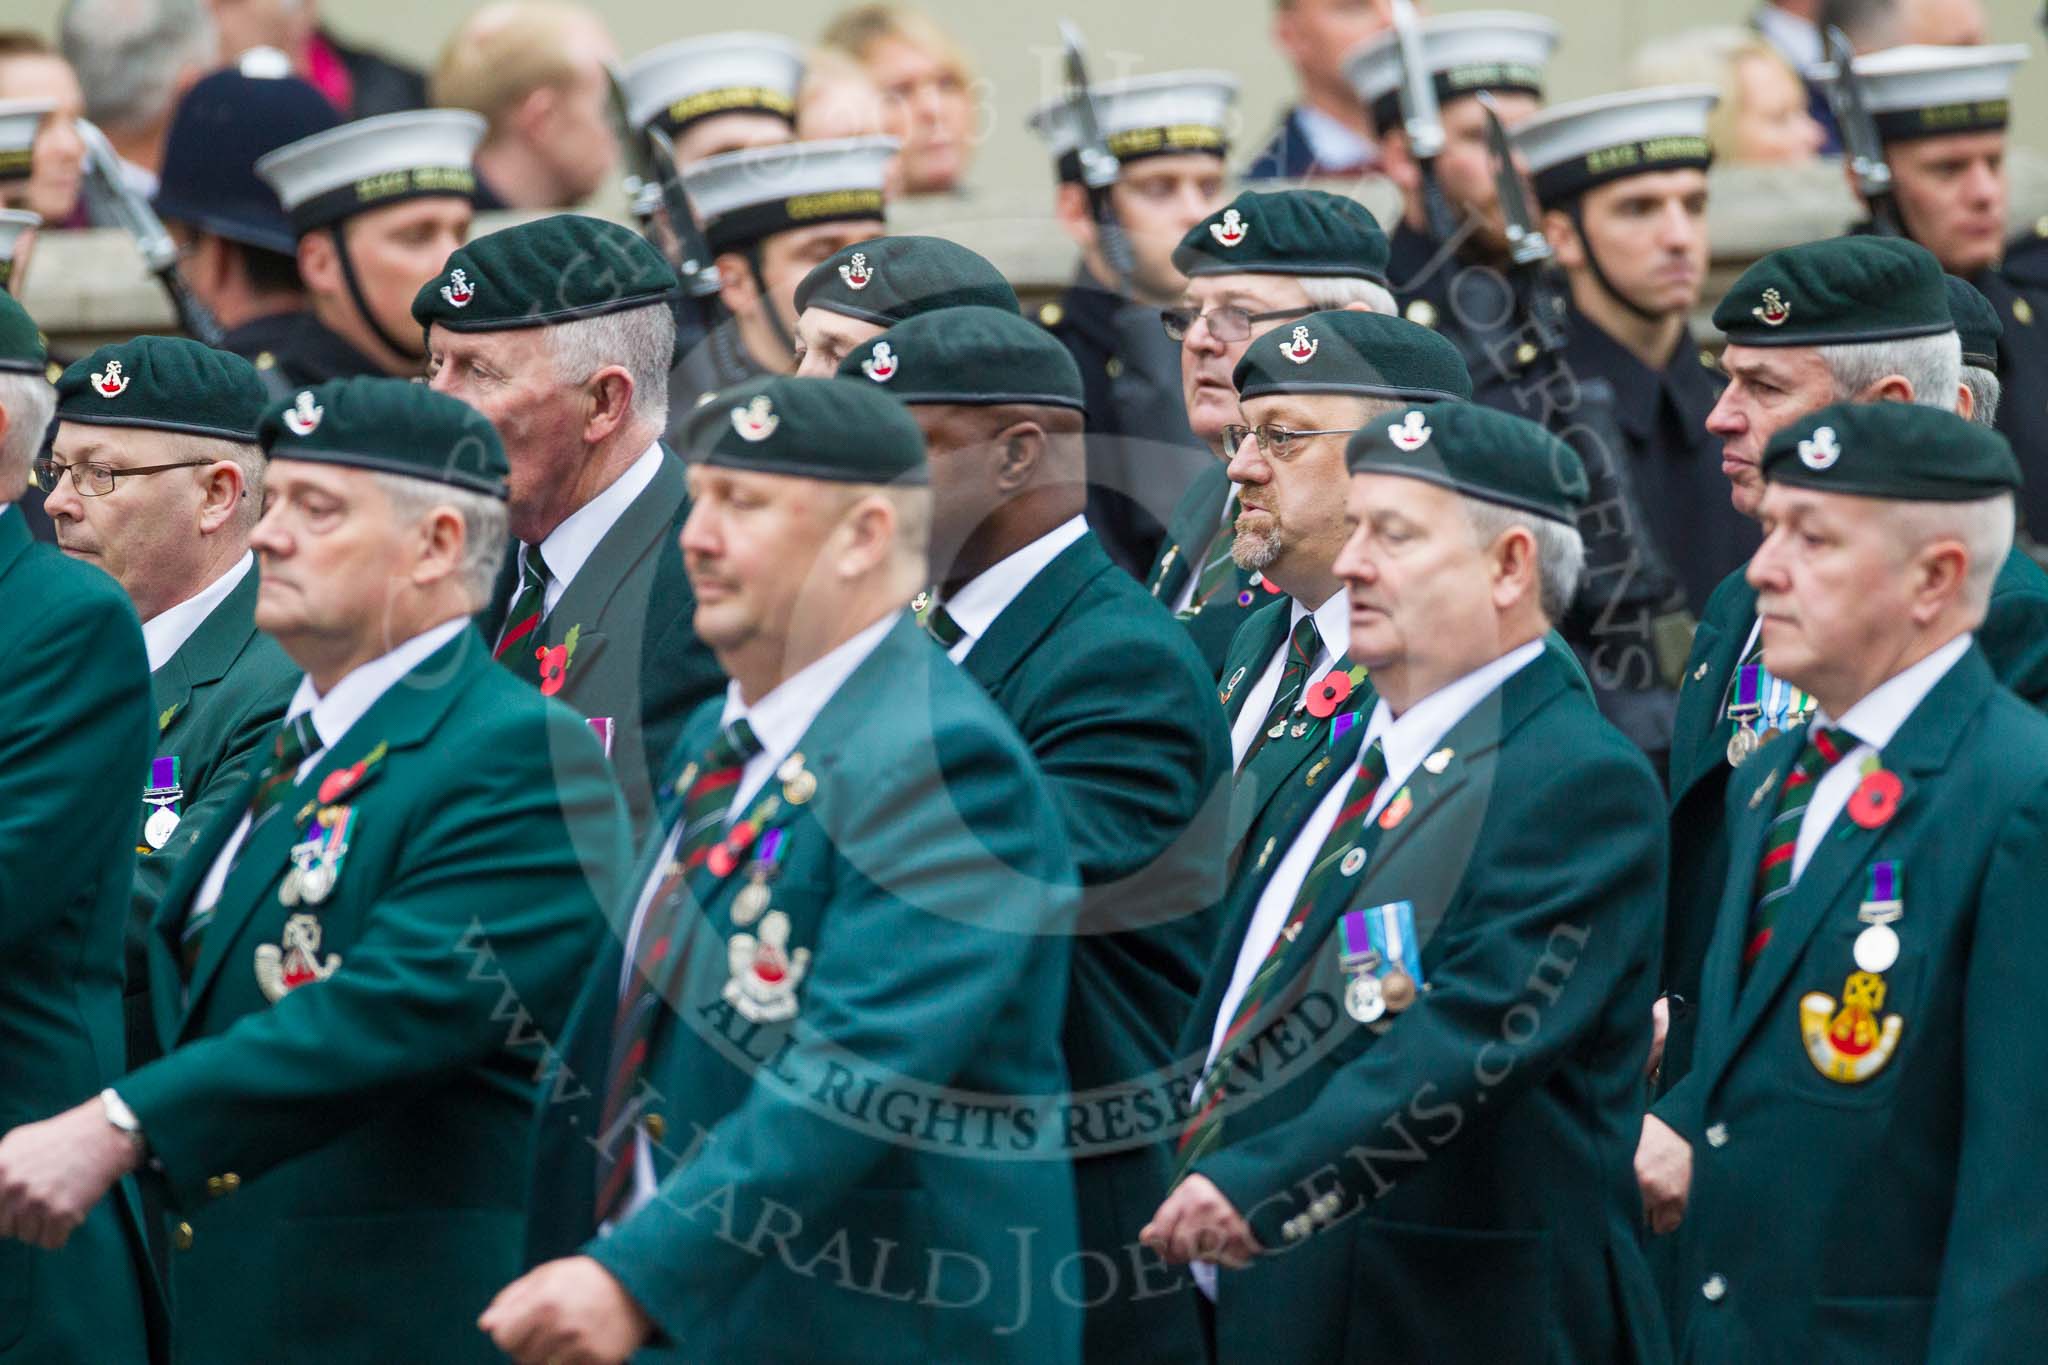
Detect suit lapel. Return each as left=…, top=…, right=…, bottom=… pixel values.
left=152, top=566, right=270, bottom=738
left=150, top=649, right=194, bottom=738
left=1672, top=585, right=1754, bottom=803
left=1218, top=603, right=1289, bottom=727
left=960, top=533, right=1109, bottom=693
left=543, top=448, right=686, bottom=643
left=1152, top=464, right=1231, bottom=600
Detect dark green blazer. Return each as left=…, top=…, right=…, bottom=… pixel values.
left=1145, top=460, right=1266, bottom=678
left=957, top=530, right=1229, bottom=1363
left=528, top=615, right=1084, bottom=1364
left=0, top=507, right=160, bottom=1364
left=1661, top=552, right=2048, bottom=1087
left=1656, top=645, right=2048, bottom=1363
left=1184, top=647, right=1671, bottom=1365
left=478, top=447, right=725, bottom=837
left=130, top=564, right=298, bottom=1066
left=118, top=625, right=629, bottom=1365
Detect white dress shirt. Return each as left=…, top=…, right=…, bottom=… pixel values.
left=934, top=516, right=1088, bottom=664
left=1169, top=490, right=1240, bottom=616
left=187, top=616, right=471, bottom=914
left=1192, top=638, right=1543, bottom=1298
left=1791, top=634, right=1970, bottom=880
left=1293, top=103, right=1377, bottom=172
left=520, top=441, right=664, bottom=616
left=1228, top=589, right=1350, bottom=771
left=612, top=610, right=896, bottom=1219
left=143, top=553, right=254, bottom=673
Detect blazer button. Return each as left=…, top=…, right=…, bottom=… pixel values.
left=1702, top=1274, right=1728, bottom=1303
left=644, top=1112, right=667, bottom=1143
left=205, top=1176, right=224, bottom=1197
left=1705, top=1122, right=1729, bottom=1148
left=222, top=1172, right=241, bottom=1193
left=174, top=1221, right=194, bottom=1252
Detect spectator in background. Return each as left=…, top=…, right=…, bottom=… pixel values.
left=430, top=1, right=619, bottom=211
left=1633, top=28, right=1826, bottom=166
left=1243, top=0, right=1390, bottom=180
left=1821, top=0, right=1988, bottom=49
left=204, top=0, right=427, bottom=119
left=0, top=33, right=85, bottom=227
left=58, top=0, right=218, bottom=200
left=820, top=5, right=975, bottom=194
left=797, top=49, right=902, bottom=197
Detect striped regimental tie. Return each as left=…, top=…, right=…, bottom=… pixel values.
left=181, top=711, right=321, bottom=971
left=1743, top=725, right=1856, bottom=975
left=493, top=547, right=551, bottom=666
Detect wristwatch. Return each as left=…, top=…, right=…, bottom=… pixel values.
left=99, top=1087, right=147, bottom=1153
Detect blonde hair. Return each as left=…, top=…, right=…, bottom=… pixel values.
left=430, top=1, right=603, bottom=129
left=1629, top=27, right=1799, bottom=158
left=820, top=5, right=972, bottom=84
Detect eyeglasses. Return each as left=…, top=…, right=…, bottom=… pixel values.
left=1161, top=304, right=1313, bottom=343
left=34, top=457, right=214, bottom=498
left=1221, top=424, right=1361, bottom=460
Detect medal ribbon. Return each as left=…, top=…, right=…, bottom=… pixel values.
left=147, top=755, right=180, bottom=795
left=1864, top=860, right=1901, bottom=912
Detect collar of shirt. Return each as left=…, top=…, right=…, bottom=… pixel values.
left=937, top=516, right=1089, bottom=657
left=283, top=615, right=470, bottom=773
left=1753, top=3, right=1822, bottom=69
left=1357, top=638, right=1546, bottom=813
left=718, top=611, right=898, bottom=816
left=1228, top=588, right=1360, bottom=770
left=144, top=552, right=254, bottom=673
left=525, top=440, right=665, bottom=616
left=1293, top=103, right=1376, bottom=172
left=1810, top=632, right=1974, bottom=754
left=1298, top=588, right=1351, bottom=666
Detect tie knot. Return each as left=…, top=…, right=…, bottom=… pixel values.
left=709, top=717, right=763, bottom=770
left=521, top=546, right=552, bottom=590
left=923, top=602, right=967, bottom=650
left=1289, top=613, right=1321, bottom=664
left=1804, top=725, right=1856, bottom=774
left=275, top=712, right=319, bottom=767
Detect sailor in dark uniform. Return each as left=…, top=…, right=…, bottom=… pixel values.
left=252, top=110, right=483, bottom=386
left=1817, top=43, right=2048, bottom=513
left=1027, top=71, right=1237, bottom=577
left=0, top=206, right=54, bottom=542
left=151, top=67, right=341, bottom=391
left=1343, top=11, right=1559, bottom=359
left=665, top=135, right=896, bottom=431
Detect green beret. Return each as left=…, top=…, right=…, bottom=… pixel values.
left=1945, top=275, right=2002, bottom=371
left=411, top=214, right=678, bottom=336
left=1345, top=401, right=1587, bottom=524
left=1172, top=189, right=1390, bottom=284
left=257, top=377, right=508, bottom=498
left=1233, top=310, right=1472, bottom=404
left=1762, top=402, right=2019, bottom=501
left=680, top=375, right=926, bottom=485
left=56, top=336, right=265, bottom=441
left=1714, top=237, right=1952, bottom=347
left=0, top=290, right=45, bottom=375
left=794, top=236, right=1020, bottom=328
left=836, top=305, right=1084, bottom=411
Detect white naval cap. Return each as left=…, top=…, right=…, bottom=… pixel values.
left=1344, top=12, right=1561, bottom=133
left=1815, top=43, right=2028, bottom=144
left=623, top=32, right=806, bottom=136
left=1512, top=84, right=1718, bottom=206
left=0, top=100, right=54, bottom=185
left=681, top=134, right=898, bottom=254
left=256, top=108, right=485, bottom=236
left=1027, top=71, right=1240, bottom=180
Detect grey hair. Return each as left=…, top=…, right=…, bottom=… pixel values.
left=0, top=372, right=55, bottom=503
left=1961, top=365, right=2002, bottom=429
left=1301, top=275, right=1399, bottom=318
left=1817, top=331, right=1960, bottom=412
left=1460, top=494, right=1586, bottom=624
left=1887, top=492, right=2013, bottom=620
left=60, top=0, right=217, bottom=133
left=544, top=302, right=675, bottom=431
left=173, top=433, right=265, bottom=532
left=371, top=471, right=509, bottom=609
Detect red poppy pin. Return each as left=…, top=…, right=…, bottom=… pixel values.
left=1847, top=769, right=1902, bottom=829
left=536, top=624, right=581, bottom=698
left=1305, top=670, right=1353, bottom=718
left=318, top=741, right=389, bottom=804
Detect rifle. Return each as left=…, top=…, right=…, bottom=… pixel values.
left=1477, top=93, right=1567, bottom=359
left=1821, top=25, right=1900, bottom=237
left=602, top=61, right=723, bottom=310
left=74, top=118, right=227, bottom=348
left=1389, top=0, right=1459, bottom=243
left=1057, top=21, right=1137, bottom=294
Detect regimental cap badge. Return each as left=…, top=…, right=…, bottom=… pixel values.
left=860, top=341, right=898, bottom=383
left=1210, top=207, right=1248, bottom=247
left=838, top=252, right=873, bottom=290
left=440, top=267, right=475, bottom=308
left=282, top=390, right=323, bottom=436
left=1752, top=287, right=1790, bottom=327
left=731, top=394, right=779, bottom=441
left=1281, top=324, right=1318, bottom=364
left=92, top=359, right=129, bottom=398
left=1798, top=424, right=1841, bottom=470
left=1388, top=410, right=1431, bottom=451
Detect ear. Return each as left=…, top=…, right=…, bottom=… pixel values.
left=1956, top=381, right=1976, bottom=422
left=1489, top=523, right=1541, bottom=612
left=1270, top=8, right=1304, bottom=64
left=411, top=504, right=468, bottom=590
left=1542, top=207, right=1582, bottom=269
left=509, top=84, right=559, bottom=142
left=1866, top=373, right=1917, bottom=404
left=298, top=230, right=340, bottom=296
left=1908, top=537, right=1969, bottom=625
left=994, top=420, right=1047, bottom=493
left=832, top=492, right=897, bottom=580
left=195, top=458, right=246, bottom=536
left=581, top=364, right=636, bottom=444
left=715, top=251, right=758, bottom=316
left=1053, top=182, right=1096, bottom=250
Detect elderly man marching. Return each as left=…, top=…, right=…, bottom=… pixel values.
left=1641, top=404, right=2048, bottom=1362
left=0, top=378, right=630, bottom=1365
left=1144, top=403, right=1670, bottom=1364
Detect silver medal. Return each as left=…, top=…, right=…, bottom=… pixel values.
left=731, top=880, right=770, bottom=927
left=1345, top=974, right=1385, bottom=1024
left=144, top=804, right=180, bottom=850
left=298, top=861, right=334, bottom=905
left=1853, top=923, right=1900, bottom=974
